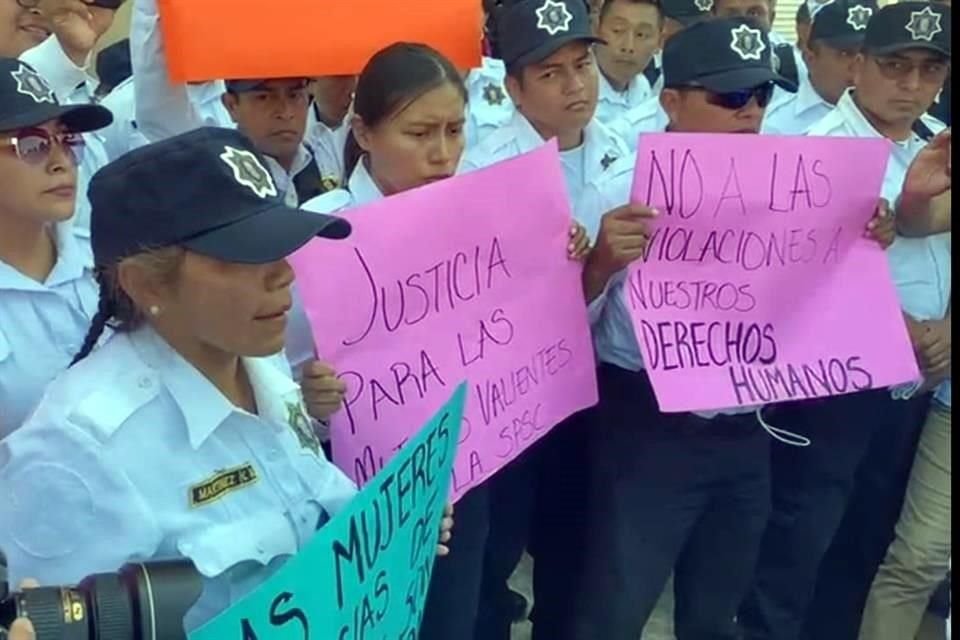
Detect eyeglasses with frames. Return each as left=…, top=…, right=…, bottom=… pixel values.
left=703, top=83, right=776, bottom=110
left=872, top=56, right=950, bottom=84
left=0, top=128, right=84, bottom=164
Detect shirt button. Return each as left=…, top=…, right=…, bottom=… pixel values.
left=138, top=376, right=153, bottom=390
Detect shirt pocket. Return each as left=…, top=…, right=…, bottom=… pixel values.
left=175, top=512, right=299, bottom=578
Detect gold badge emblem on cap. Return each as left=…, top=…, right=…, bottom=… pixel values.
left=730, top=23, right=766, bottom=61
left=846, top=5, right=873, bottom=31
left=905, top=5, right=943, bottom=41
left=536, top=0, right=574, bottom=35
left=220, top=146, right=279, bottom=199
left=11, top=64, right=55, bottom=104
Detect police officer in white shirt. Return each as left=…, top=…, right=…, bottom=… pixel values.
left=569, top=19, right=802, bottom=640
left=592, top=0, right=661, bottom=124
left=0, top=57, right=110, bottom=438
left=796, top=4, right=951, bottom=637
left=129, top=0, right=341, bottom=207
left=0, top=127, right=366, bottom=632
left=858, top=131, right=951, bottom=640
left=305, top=75, right=356, bottom=189
left=302, top=42, right=486, bottom=640
left=460, top=2, right=623, bottom=637
left=762, top=0, right=877, bottom=135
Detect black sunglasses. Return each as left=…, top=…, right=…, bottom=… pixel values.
left=702, top=83, right=776, bottom=110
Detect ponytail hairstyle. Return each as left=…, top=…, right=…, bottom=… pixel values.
left=71, top=248, right=186, bottom=365
left=342, top=42, right=468, bottom=180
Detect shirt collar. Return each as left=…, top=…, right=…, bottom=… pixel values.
left=0, top=223, right=92, bottom=293
left=263, top=144, right=314, bottom=182
left=834, top=89, right=926, bottom=151
left=508, top=112, right=624, bottom=178
left=346, top=159, right=386, bottom=206
left=129, top=326, right=301, bottom=449
left=598, top=71, right=647, bottom=106
left=793, top=75, right=834, bottom=118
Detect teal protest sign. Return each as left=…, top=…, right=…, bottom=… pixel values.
left=189, top=383, right=467, bottom=640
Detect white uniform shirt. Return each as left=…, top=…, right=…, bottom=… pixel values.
left=98, top=77, right=150, bottom=159
left=460, top=110, right=629, bottom=235
left=19, top=36, right=112, bottom=234
left=0, top=226, right=98, bottom=438
left=761, top=73, right=836, bottom=135
left=130, top=0, right=316, bottom=207
left=596, top=70, right=654, bottom=126
left=304, top=105, right=349, bottom=188
left=607, top=95, right=669, bottom=153
left=808, top=90, right=950, bottom=405
left=0, top=326, right=357, bottom=631
left=465, top=57, right=516, bottom=149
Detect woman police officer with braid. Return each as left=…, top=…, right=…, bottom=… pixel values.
left=0, top=127, right=454, bottom=633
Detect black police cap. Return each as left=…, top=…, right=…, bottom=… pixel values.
left=809, top=0, right=878, bottom=48
left=663, top=17, right=798, bottom=92
left=662, top=0, right=713, bottom=25
left=498, top=0, right=603, bottom=70
left=0, top=58, right=112, bottom=133
left=863, top=1, right=951, bottom=57
left=89, top=127, right=351, bottom=267
left=224, top=78, right=312, bottom=93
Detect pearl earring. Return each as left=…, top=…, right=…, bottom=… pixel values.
left=149, top=305, right=161, bottom=317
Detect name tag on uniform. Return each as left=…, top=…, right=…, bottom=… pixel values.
left=190, top=463, right=259, bottom=508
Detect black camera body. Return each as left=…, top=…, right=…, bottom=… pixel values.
left=1, top=552, right=202, bottom=640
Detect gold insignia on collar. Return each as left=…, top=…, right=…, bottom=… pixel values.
left=189, top=463, right=259, bottom=508
left=287, top=402, right=321, bottom=456
left=483, top=83, right=506, bottom=106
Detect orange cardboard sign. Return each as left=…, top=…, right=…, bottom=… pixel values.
left=157, top=0, right=483, bottom=82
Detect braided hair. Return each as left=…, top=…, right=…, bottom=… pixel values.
left=70, top=247, right=186, bottom=366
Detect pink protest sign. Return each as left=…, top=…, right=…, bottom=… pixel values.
left=291, top=142, right=598, bottom=499
left=623, top=133, right=920, bottom=413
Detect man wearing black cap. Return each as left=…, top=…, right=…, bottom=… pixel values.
left=785, top=3, right=951, bottom=638
left=130, top=0, right=343, bottom=207
left=762, top=0, right=877, bottom=134
left=568, top=17, right=797, bottom=640
left=459, top=1, right=633, bottom=638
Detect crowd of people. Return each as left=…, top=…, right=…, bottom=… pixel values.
left=0, top=0, right=951, bottom=638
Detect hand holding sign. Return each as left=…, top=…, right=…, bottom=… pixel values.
left=622, top=133, right=919, bottom=413
left=902, top=129, right=952, bottom=202
left=294, top=142, right=598, bottom=500
left=584, top=204, right=659, bottom=301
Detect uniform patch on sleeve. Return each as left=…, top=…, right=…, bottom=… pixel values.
left=189, top=463, right=259, bottom=508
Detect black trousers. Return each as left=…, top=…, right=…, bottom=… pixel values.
left=801, top=391, right=931, bottom=640
left=420, top=418, right=570, bottom=640
left=571, top=364, right=772, bottom=640
left=738, top=390, right=931, bottom=640
left=419, top=482, right=490, bottom=640
left=530, top=407, right=596, bottom=640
